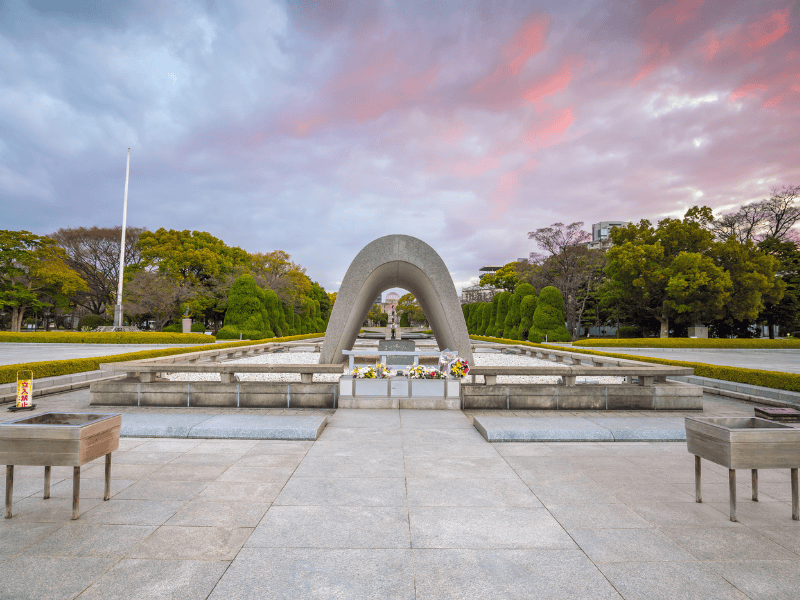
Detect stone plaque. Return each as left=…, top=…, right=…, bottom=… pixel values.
left=378, top=340, right=416, bottom=366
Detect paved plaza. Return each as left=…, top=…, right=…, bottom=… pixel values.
left=0, top=343, right=208, bottom=367
left=1, top=389, right=799, bottom=599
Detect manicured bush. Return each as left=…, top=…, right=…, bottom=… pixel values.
left=0, top=332, right=213, bottom=344
left=400, top=312, right=410, bottom=327
left=0, top=333, right=327, bottom=385
left=492, top=292, right=511, bottom=338
left=544, top=344, right=800, bottom=393
left=505, top=283, right=536, bottom=340
left=519, top=294, right=538, bottom=341
left=478, top=303, right=491, bottom=335
left=573, top=338, right=800, bottom=349
left=616, top=326, right=641, bottom=338
left=470, top=334, right=542, bottom=348
left=161, top=324, right=182, bottom=333
left=530, top=286, right=571, bottom=342
left=223, top=274, right=273, bottom=338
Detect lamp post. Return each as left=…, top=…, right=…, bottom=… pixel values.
left=114, top=148, right=131, bottom=328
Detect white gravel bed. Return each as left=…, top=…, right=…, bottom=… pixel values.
left=165, top=352, right=624, bottom=384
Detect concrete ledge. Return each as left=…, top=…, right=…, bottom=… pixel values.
left=118, top=413, right=327, bottom=440
left=473, top=415, right=687, bottom=442
left=90, top=380, right=338, bottom=408
left=668, top=375, right=800, bottom=408
left=462, top=381, right=702, bottom=410
left=0, top=370, right=126, bottom=404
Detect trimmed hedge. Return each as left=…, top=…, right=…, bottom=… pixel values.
left=0, top=333, right=326, bottom=385
left=541, top=344, right=800, bottom=393
left=0, top=332, right=214, bottom=344
left=573, top=338, right=800, bottom=349
left=469, top=335, right=800, bottom=393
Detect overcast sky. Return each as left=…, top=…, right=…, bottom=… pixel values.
left=2, top=0, right=798, bottom=295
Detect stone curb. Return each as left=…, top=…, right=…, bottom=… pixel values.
left=667, top=375, right=800, bottom=408
left=571, top=347, right=799, bottom=353
left=473, top=415, right=687, bottom=442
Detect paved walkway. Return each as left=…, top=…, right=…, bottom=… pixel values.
left=0, top=343, right=206, bottom=366
left=2, top=391, right=800, bottom=599
left=568, top=347, right=800, bottom=374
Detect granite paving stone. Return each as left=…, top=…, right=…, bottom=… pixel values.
left=21, top=522, right=156, bottom=558
left=233, top=453, right=307, bottom=468
left=207, top=548, right=415, bottom=600
left=165, top=500, right=270, bottom=527
left=113, top=451, right=184, bottom=465
left=0, top=555, right=118, bottom=600
left=120, top=413, right=211, bottom=438
left=82, top=463, right=160, bottom=480
left=706, top=560, right=800, bottom=600
left=403, top=456, right=517, bottom=479
left=598, top=561, right=749, bottom=600
left=1, top=496, right=103, bottom=522
left=569, top=527, right=695, bottom=563
left=273, top=476, right=407, bottom=506
left=756, top=526, right=800, bottom=555
left=188, top=414, right=327, bottom=440
left=79, top=499, right=187, bottom=526
left=144, top=463, right=229, bottom=482
left=406, top=477, right=541, bottom=507
left=48, top=477, right=136, bottom=499
left=244, top=440, right=314, bottom=455
left=169, top=452, right=242, bottom=466
left=114, top=480, right=208, bottom=501
left=247, top=505, right=411, bottom=548
left=77, top=558, right=230, bottom=600
left=0, top=521, right=63, bottom=555
left=548, top=503, right=653, bottom=530
left=127, top=439, right=203, bottom=453
left=128, top=525, right=251, bottom=560
left=413, top=548, right=622, bottom=600
left=631, top=502, right=740, bottom=527
left=196, top=480, right=287, bottom=503
left=293, top=454, right=405, bottom=477
left=660, top=526, right=799, bottom=560
left=409, top=506, right=575, bottom=549
left=216, top=466, right=296, bottom=482
left=526, top=481, right=622, bottom=505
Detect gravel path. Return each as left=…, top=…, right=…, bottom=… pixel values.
left=166, top=352, right=624, bottom=384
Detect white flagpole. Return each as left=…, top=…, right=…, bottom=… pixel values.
left=114, top=148, right=131, bottom=328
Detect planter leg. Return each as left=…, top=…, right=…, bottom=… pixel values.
left=5, top=465, right=12, bottom=519
left=104, top=454, right=111, bottom=501
left=44, top=466, right=51, bottom=499
left=751, top=469, right=758, bottom=502
left=729, top=469, right=737, bottom=523
left=72, top=466, right=80, bottom=520
left=792, top=468, right=798, bottom=521
left=694, top=456, right=702, bottom=503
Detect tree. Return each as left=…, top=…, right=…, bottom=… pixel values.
left=479, top=302, right=492, bottom=335
left=222, top=274, right=273, bottom=337
left=713, top=185, right=800, bottom=243
left=480, top=263, right=519, bottom=291
left=758, top=238, right=800, bottom=337
left=396, top=292, right=426, bottom=325
left=519, top=294, right=538, bottom=340
left=123, top=271, right=192, bottom=331
left=493, top=291, right=512, bottom=337
left=530, top=286, right=570, bottom=342
left=528, top=222, right=604, bottom=340
left=0, top=230, right=88, bottom=331
left=504, top=283, right=536, bottom=339
left=604, top=211, right=733, bottom=337
left=250, top=250, right=312, bottom=305
left=50, top=226, right=146, bottom=315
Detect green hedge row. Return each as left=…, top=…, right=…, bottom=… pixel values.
left=0, top=332, right=214, bottom=344
left=541, top=344, right=800, bottom=393
left=470, top=335, right=542, bottom=348
left=573, top=338, right=800, bottom=349
left=0, top=333, right=325, bottom=385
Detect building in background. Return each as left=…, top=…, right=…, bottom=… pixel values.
left=587, top=221, right=629, bottom=250
left=381, top=291, right=400, bottom=317
left=461, top=284, right=501, bottom=304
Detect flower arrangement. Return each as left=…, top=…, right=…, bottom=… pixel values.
left=351, top=363, right=390, bottom=379
left=438, top=351, right=457, bottom=372
left=408, top=365, right=446, bottom=379
left=448, top=357, right=470, bottom=379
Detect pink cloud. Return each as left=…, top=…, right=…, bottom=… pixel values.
left=450, top=154, right=503, bottom=178
left=524, top=107, right=574, bottom=148
left=647, top=0, right=705, bottom=25
left=472, top=14, right=550, bottom=92
left=746, top=7, right=791, bottom=50
left=701, top=8, right=791, bottom=62
left=730, top=51, right=800, bottom=108
left=523, top=57, right=582, bottom=104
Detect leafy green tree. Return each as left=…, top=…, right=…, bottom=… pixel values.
left=492, top=291, right=511, bottom=337
left=124, top=271, right=193, bottom=331
left=0, top=230, right=88, bottom=331
left=397, top=292, right=426, bottom=326
left=605, top=210, right=732, bottom=337
left=222, top=274, right=273, bottom=338
left=757, top=238, right=800, bottom=336
left=480, top=263, right=519, bottom=291
left=530, top=286, right=570, bottom=342
left=486, top=294, right=500, bottom=336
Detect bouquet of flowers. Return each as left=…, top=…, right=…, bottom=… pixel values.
left=409, top=365, right=446, bottom=379
left=352, top=363, right=390, bottom=379
left=448, top=357, right=470, bottom=379
left=438, top=350, right=457, bottom=372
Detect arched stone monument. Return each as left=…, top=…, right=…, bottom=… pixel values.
left=320, top=235, right=473, bottom=366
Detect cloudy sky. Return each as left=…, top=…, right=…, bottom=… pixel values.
left=2, top=0, right=799, bottom=295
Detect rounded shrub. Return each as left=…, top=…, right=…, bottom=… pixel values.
left=519, top=294, right=538, bottom=340
left=530, top=286, right=571, bottom=342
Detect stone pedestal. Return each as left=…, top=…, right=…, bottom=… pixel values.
left=688, top=325, right=708, bottom=338
left=182, top=318, right=192, bottom=334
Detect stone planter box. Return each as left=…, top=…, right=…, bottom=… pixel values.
left=685, top=417, right=800, bottom=522
left=1, top=412, right=121, bottom=520
left=410, top=379, right=445, bottom=397
left=337, top=376, right=462, bottom=409
left=353, top=378, right=390, bottom=397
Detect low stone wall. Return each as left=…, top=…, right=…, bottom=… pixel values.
left=90, top=379, right=337, bottom=408
left=462, top=381, right=703, bottom=410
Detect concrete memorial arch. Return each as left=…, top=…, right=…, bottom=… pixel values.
left=320, top=235, right=473, bottom=366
